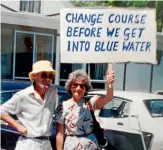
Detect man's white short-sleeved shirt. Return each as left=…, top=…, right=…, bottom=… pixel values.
left=0, top=85, right=58, bottom=137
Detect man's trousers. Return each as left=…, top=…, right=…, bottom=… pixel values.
left=15, top=136, right=53, bottom=150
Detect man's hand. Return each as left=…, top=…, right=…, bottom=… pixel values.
left=17, top=125, right=27, bottom=136
left=1, top=113, right=28, bottom=136
left=106, top=70, right=115, bottom=85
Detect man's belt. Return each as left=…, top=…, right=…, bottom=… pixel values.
left=22, top=136, right=49, bottom=140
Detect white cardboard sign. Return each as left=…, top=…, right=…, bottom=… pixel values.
left=60, top=8, right=156, bottom=64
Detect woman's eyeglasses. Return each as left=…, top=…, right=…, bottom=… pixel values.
left=72, top=83, right=85, bottom=89
left=40, top=72, right=55, bottom=80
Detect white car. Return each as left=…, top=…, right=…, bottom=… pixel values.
left=87, top=90, right=163, bottom=150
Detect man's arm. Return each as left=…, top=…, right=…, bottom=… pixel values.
left=56, top=123, right=65, bottom=150
left=0, top=93, right=27, bottom=136
left=0, top=113, right=27, bottom=136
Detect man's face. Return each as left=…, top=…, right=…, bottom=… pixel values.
left=33, top=72, right=55, bottom=90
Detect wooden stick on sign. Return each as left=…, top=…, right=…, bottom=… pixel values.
left=108, top=63, right=113, bottom=88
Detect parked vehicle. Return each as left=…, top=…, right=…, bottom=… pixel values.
left=0, top=80, right=71, bottom=150
left=1, top=82, right=163, bottom=150
left=153, top=91, right=163, bottom=95
left=87, top=90, right=163, bottom=150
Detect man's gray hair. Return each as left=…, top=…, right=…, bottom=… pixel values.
left=65, top=69, right=92, bottom=95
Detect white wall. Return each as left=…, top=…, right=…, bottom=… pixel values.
left=1, top=0, right=74, bottom=15
left=1, top=6, right=12, bottom=12
left=42, top=1, right=74, bottom=15
left=1, top=11, right=60, bottom=30
left=1, top=0, right=20, bottom=11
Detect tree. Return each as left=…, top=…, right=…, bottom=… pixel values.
left=72, top=0, right=163, bottom=32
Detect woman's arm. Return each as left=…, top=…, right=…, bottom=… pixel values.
left=56, top=123, right=65, bottom=150
left=95, top=70, right=115, bottom=109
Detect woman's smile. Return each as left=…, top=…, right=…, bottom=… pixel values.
left=71, top=78, right=86, bottom=101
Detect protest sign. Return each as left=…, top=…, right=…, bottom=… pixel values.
left=60, top=8, right=156, bottom=64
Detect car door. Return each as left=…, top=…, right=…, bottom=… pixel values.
left=97, top=97, right=147, bottom=150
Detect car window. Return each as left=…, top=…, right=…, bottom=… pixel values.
left=120, top=101, right=130, bottom=117
left=100, top=97, right=131, bottom=118
left=144, top=99, right=163, bottom=117
left=1, top=91, right=17, bottom=104
left=58, top=93, right=71, bottom=104
left=103, top=97, right=122, bottom=109
left=1, top=91, right=19, bottom=120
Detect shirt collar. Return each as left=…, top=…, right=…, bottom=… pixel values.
left=27, top=85, right=35, bottom=95
left=27, top=85, right=54, bottom=95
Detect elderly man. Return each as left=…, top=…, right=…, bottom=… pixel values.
left=0, top=60, right=58, bottom=150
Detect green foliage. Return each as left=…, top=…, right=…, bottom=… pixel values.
left=156, top=1, right=163, bottom=31
left=71, top=0, right=163, bottom=32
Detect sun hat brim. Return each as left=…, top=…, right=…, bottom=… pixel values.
left=28, top=60, right=56, bottom=81
left=28, top=69, right=56, bottom=81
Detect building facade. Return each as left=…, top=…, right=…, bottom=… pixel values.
left=1, top=0, right=163, bottom=93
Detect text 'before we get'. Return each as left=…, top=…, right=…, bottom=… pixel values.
left=67, top=27, right=151, bottom=52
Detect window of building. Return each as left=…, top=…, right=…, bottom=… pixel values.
left=125, top=63, right=151, bottom=92
left=1, top=24, right=14, bottom=79
left=152, top=51, right=163, bottom=92
left=113, top=63, right=125, bottom=90
left=88, top=64, right=107, bottom=80
left=20, top=0, right=41, bottom=13
left=14, top=31, right=54, bottom=79
left=88, top=63, right=125, bottom=90
left=59, top=63, right=125, bottom=90
left=15, top=33, right=34, bottom=78
left=60, top=64, right=83, bottom=86
left=87, top=63, right=106, bottom=89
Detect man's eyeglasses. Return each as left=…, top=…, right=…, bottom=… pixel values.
left=72, top=83, right=85, bottom=89
left=40, top=72, right=55, bottom=80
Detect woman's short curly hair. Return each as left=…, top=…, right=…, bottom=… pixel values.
left=65, top=69, right=92, bottom=95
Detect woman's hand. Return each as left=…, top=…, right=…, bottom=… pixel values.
left=106, top=70, right=115, bottom=85
left=95, top=70, right=115, bottom=109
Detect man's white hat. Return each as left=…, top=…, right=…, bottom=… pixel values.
left=28, top=60, right=56, bottom=81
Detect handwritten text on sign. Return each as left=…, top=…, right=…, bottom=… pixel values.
left=60, top=8, right=156, bottom=64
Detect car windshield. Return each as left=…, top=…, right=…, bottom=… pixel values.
left=144, top=99, right=163, bottom=117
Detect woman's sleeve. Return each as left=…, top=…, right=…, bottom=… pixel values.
left=89, top=95, right=100, bottom=110
left=54, top=103, right=65, bottom=124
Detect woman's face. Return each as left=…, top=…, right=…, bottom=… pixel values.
left=71, top=77, right=86, bottom=101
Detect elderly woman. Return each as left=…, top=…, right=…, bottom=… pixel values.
left=55, top=69, right=115, bottom=150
